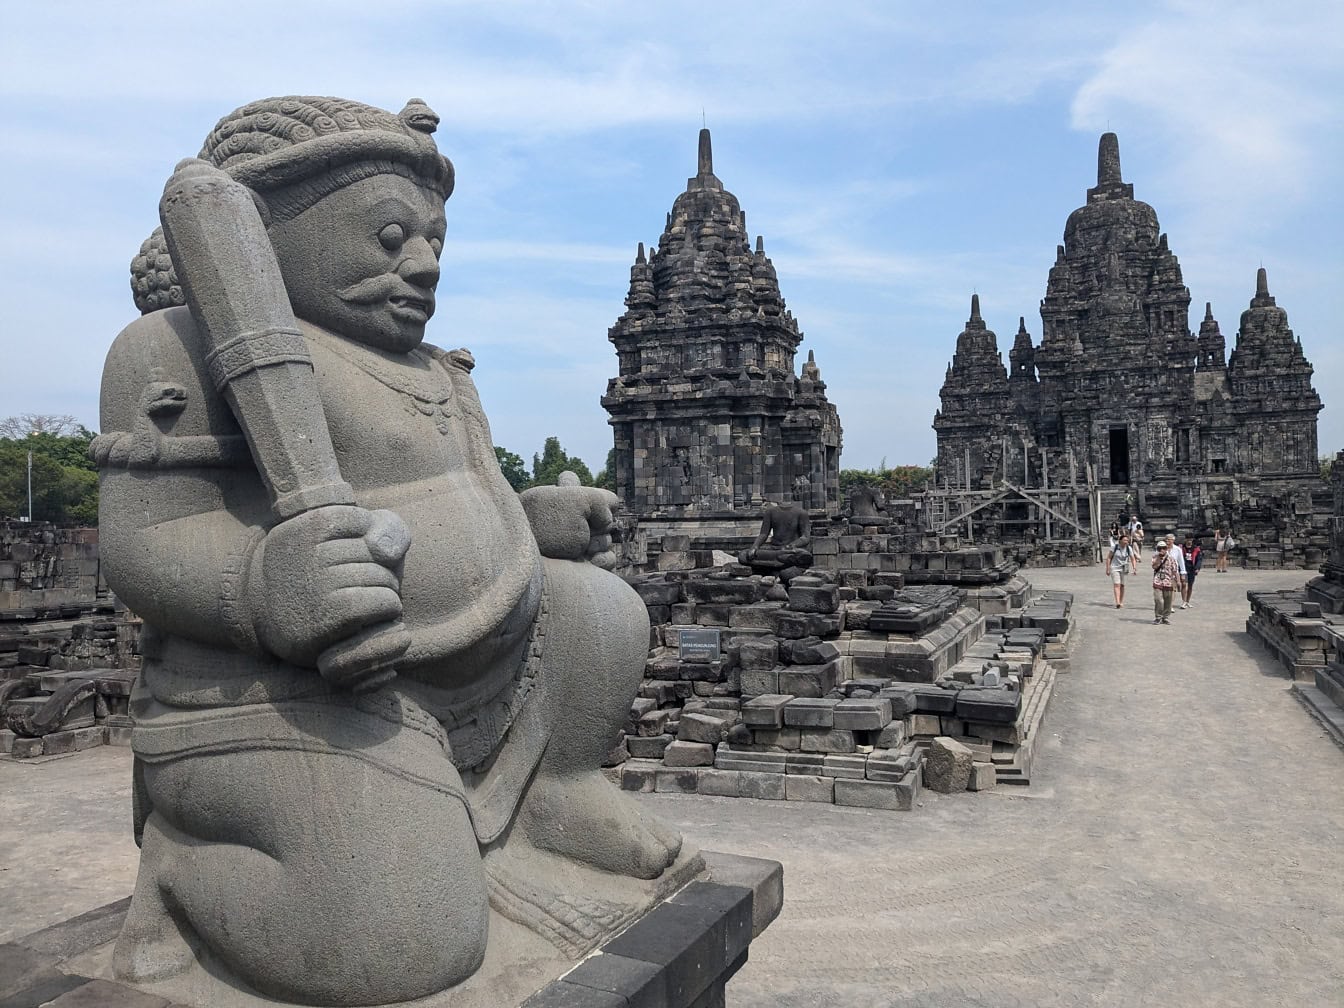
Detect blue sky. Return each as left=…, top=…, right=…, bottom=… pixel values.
left=2, top=1, right=1340, bottom=474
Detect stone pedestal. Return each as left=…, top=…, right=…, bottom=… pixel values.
left=0, top=854, right=783, bottom=1008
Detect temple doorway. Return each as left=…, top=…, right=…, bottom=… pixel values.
left=1109, top=428, right=1130, bottom=484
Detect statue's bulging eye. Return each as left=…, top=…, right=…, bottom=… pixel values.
left=379, top=223, right=406, bottom=251
left=429, top=237, right=443, bottom=258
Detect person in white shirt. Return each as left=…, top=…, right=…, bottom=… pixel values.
left=1164, top=534, right=1187, bottom=602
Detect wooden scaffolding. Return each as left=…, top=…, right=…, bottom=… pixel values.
left=921, top=446, right=1104, bottom=559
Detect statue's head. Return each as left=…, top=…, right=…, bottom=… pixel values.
left=133, top=96, right=455, bottom=353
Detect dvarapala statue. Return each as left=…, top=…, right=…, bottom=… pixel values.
left=94, top=96, right=688, bottom=1007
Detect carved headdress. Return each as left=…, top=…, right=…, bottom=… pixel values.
left=131, top=96, right=454, bottom=314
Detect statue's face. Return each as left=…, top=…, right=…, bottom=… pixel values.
left=267, top=173, right=446, bottom=352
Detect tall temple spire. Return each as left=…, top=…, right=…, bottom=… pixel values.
left=970, top=293, right=982, bottom=324
left=1197, top=301, right=1226, bottom=369
left=697, top=127, right=713, bottom=176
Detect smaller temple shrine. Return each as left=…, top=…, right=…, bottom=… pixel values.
left=602, top=130, right=842, bottom=533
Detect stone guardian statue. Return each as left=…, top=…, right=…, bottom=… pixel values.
left=94, top=96, right=688, bottom=1007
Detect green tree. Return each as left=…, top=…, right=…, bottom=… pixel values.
left=494, top=446, right=531, bottom=492
left=0, top=432, right=99, bottom=524
left=839, top=461, right=934, bottom=500
left=531, top=436, right=595, bottom=488
left=592, top=448, right=617, bottom=492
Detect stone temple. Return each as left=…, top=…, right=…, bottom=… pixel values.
left=603, top=130, right=842, bottom=525
left=933, top=133, right=1326, bottom=563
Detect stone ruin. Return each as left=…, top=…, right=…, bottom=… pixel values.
left=932, top=133, right=1327, bottom=566
left=1247, top=449, right=1344, bottom=745
left=610, top=485, right=1074, bottom=805
left=0, top=521, right=140, bottom=759
left=602, top=129, right=842, bottom=561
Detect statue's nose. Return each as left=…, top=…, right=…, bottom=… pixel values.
left=399, top=236, right=440, bottom=288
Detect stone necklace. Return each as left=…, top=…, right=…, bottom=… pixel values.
left=315, top=331, right=456, bottom=434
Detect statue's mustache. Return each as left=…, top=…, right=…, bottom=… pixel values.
left=337, top=275, right=435, bottom=311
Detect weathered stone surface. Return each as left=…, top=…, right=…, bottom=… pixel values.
left=786, top=584, right=839, bottom=614
left=933, top=133, right=1325, bottom=559
left=741, top=694, right=791, bottom=729
left=778, top=662, right=840, bottom=698
left=956, top=686, right=1021, bottom=724
left=799, top=728, right=856, bottom=754
left=663, top=740, right=716, bottom=766
left=738, top=638, right=780, bottom=671
left=925, top=736, right=975, bottom=793
left=833, top=778, right=913, bottom=811
left=736, top=770, right=786, bottom=800
left=782, top=697, right=840, bottom=728
left=968, top=762, right=998, bottom=791
left=832, top=698, right=892, bottom=731
left=780, top=636, right=840, bottom=665
left=96, top=94, right=694, bottom=1008
left=678, top=711, right=732, bottom=745
left=603, top=129, right=842, bottom=518
left=784, top=774, right=835, bottom=803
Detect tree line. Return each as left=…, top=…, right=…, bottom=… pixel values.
left=3, top=412, right=948, bottom=526
left=0, top=415, right=99, bottom=525
left=494, top=438, right=614, bottom=492
left=839, top=460, right=935, bottom=499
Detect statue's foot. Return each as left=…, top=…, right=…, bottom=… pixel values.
left=113, top=819, right=196, bottom=984
left=519, top=770, right=682, bottom=880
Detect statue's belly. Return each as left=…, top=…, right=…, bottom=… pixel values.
left=360, top=473, right=541, bottom=685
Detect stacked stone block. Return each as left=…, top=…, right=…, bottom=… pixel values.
left=1, top=524, right=140, bottom=759
left=0, top=522, right=102, bottom=612
left=617, top=563, right=1072, bottom=807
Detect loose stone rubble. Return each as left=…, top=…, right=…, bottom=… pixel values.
left=616, top=547, right=1070, bottom=806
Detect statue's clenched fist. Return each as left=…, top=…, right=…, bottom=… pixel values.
left=521, top=479, right=620, bottom=569
left=249, top=505, right=412, bottom=688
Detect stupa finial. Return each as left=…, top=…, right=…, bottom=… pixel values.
left=697, top=128, right=713, bottom=177
left=970, top=293, right=982, bottom=322
left=1098, top=132, right=1123, bottom=187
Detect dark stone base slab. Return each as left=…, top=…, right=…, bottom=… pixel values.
left=0, top=855, right=781, bottom=1008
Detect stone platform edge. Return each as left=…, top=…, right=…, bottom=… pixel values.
left=0, top=853, right=782, bottom=1008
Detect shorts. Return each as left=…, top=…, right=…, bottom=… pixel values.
left=1110, top=569, right=1127, bottom=585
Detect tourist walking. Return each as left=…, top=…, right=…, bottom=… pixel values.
left=1106, top=534, right=1134, bottom=608
left=1180, top=535, right=1203, bottom=607
left=1128, top=517, right=1145, bottom=572
left=1152, top=543, right=1180, bottom=624
left=1164, top=533, right=1187, bottom=603
left=1213, top=527, right=1234, bottom=572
